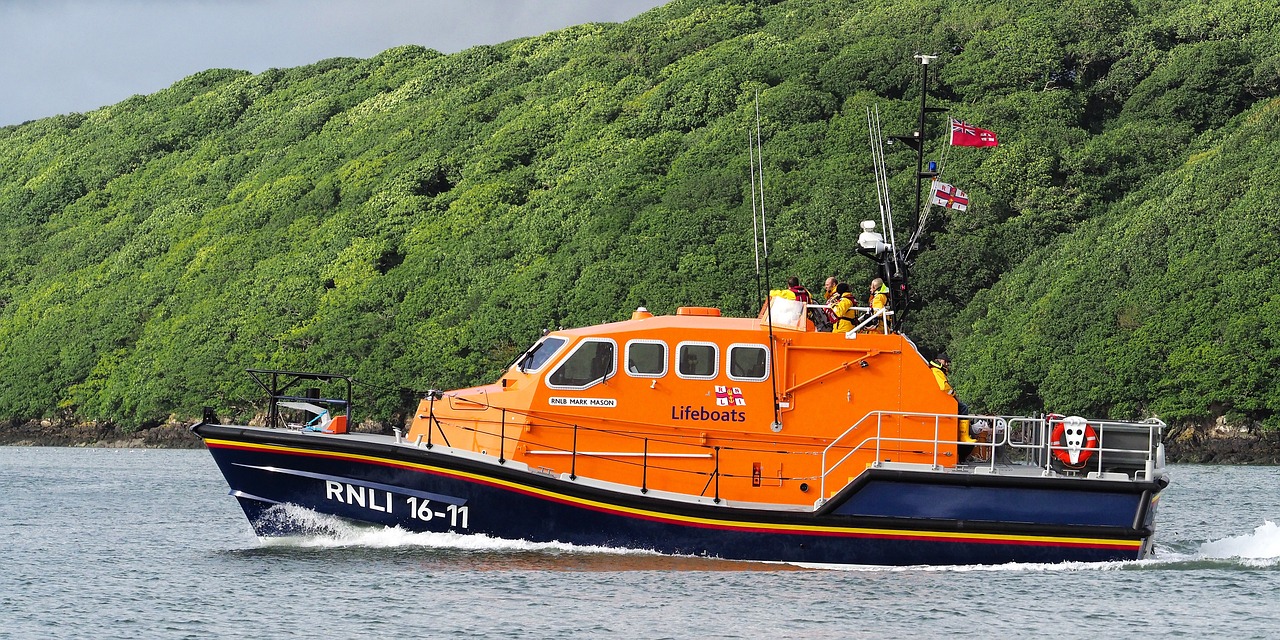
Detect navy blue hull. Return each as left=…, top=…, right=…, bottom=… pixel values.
left=195, top=424, right=1164, bottom=566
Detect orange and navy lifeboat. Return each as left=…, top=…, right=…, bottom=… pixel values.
left=194, top=301, right=1168, bottom=566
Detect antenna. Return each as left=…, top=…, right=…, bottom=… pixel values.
left=752, top=92, right=783, bottom=433
left=748, top=130, right=762, bottom=309
left=755, top=94, right=770, bottom=279
left=867, top=106, right=899, bottom=264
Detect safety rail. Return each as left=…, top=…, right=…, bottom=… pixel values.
left=1006, top=415, right=1166, bottom=480
left=410, top=404, right=815, bottom=505
left=818, top=411, right=1166, bottom=502
left=412, top=397, right=1164, bottom=510
left=802, top=303, right=895, bottom=334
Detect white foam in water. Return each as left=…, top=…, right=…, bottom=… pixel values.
left=255, top=504, right=657, bottom=556
left=253, top=505, right=1280, bottom=569
left=1198, top=521, right=1280, bottom=564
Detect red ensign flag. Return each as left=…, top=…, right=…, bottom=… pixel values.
left=950, top=120, right=998, bottom=147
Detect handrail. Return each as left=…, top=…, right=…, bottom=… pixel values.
left=851, top=308, right=894, bottom=334
left=419, top=392, right=1163, bottom=508
left=818, top=411, right=1165, bottom=502
left=802, top=304, right=895, bottom=334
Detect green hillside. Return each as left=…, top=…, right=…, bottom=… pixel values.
left=1, top=0, right=1278, bottom=430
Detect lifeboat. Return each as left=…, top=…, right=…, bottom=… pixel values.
left=193, top=301, right=1167, bottom=566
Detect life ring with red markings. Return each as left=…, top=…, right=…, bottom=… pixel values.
left=1050, top=416, right=1098, bottom=470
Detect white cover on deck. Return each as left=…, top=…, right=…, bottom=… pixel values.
left=278, top=401, right=327, bottom=415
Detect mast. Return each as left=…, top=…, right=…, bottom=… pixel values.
left=863, top=53, right=944, bottom=326
left=909, top=54, right=939, bottom=236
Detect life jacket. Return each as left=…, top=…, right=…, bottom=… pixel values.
left=832, top=293, right=859, bottom=332
left=789, top=286, right=811, bottom=304
left=837, top=293, right=858, bottom=321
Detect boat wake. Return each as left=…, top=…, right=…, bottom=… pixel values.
left=254, top=503, right=649, bottom=556
left=800, top=523, right=1280, bottom=572
left=244, top=504, right=799, bottom=570
left=245, top=505, right=1278, bottom=571
left=1168, top=520, right=1280, bottom=568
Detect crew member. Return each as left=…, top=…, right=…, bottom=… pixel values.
left=822, top=276, right=839, bottom=304
left=786, top=276, right=811, bottom=303
left=863, top=277, right=891, bottom=332
left=930, top=355, right=955, bottom=398
left=869, top=278, right=889, bottom=312
left=830, top=283, right=858, bottom=333
left=931, top=355, right=979, bottom=459
left=814, top=276, right=839, bottom=331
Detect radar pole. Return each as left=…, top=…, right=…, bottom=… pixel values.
left=877, top=53, right=944, bottom=325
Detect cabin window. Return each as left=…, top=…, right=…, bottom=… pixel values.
left=625, top=340, right=667, bottom=377
left=727, top=344, right=769, bottom=381
left=514, top=336, right=567, bottom=373
left=676, top=342, right=718, bottom=379
left=546, top=339, right=617, bottom=389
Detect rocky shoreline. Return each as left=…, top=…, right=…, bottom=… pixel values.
left=1162, top=422, right=1280, bottom=464
left=2, top=418, right=1278, bottom=464
left=0, top=419, right=207, bottom=448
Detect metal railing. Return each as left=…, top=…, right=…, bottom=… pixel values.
left=414, top=398, right=1164, bottom=510
left=803, top=304, right=895, bottom=334
left=818, top=411, right=1166, bottom=501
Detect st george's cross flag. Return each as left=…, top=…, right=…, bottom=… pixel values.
left=930, top=181, right=969, bottom=211
left=950, top=119, right=998, bottom=147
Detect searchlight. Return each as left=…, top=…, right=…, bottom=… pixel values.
left=858, top=220, right=890, bottom=255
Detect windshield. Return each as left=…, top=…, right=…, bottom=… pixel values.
left=515, top=336, right=567, bottom=372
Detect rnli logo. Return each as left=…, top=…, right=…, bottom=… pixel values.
left=714, top=385, right=746, bottom=406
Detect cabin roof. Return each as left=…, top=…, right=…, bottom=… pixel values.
left=554, top=312, right=762, bottom=338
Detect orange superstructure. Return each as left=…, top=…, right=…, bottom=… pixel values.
left=406, top=304, right=959, bottom=508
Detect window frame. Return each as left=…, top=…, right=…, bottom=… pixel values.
left=543, top=338, right=619, bottom=390
left=674, top=341, right=719, bottom=380
left=513, top=335, right=568, bottom=374
left=726, top=343, right=771, bottom=382
left=624, top=339, right=668, bottom=378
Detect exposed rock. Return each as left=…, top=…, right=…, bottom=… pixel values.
left=1163, top=421, right=1280, bottom=464
left=0, top=418, right=204, bottom=448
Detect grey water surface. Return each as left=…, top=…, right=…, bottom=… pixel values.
left=2, top=448, right=1277, bottom=639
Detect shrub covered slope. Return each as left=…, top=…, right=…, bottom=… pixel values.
left=1, top=0, right=1278, bottom=430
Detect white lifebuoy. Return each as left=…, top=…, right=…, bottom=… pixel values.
left=1051, top=416, right=1098, bottom=469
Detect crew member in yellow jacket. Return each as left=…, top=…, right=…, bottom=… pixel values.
left=830, top=283, right=858, bottom=333
left=931, top=355, right=980, bottom=460
left=869, top=278, right=889, bottom=312
left=930, top=355, right=955, bottom=397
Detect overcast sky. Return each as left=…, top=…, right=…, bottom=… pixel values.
left=0, top=0, right=669, bottom=127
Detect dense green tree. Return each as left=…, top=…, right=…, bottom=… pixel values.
left=1, top=0, right=1278, bottom=434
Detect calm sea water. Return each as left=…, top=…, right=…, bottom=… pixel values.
left=2, top=448, right=1277, bottom=639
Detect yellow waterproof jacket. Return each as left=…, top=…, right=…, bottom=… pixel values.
left=870, top=284, right=890, bottom=311
left=930, top=363, right=955, bottom=396
left=832, top=293, right=858, bottom=333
